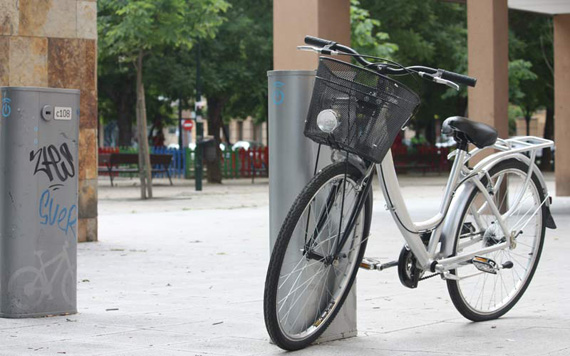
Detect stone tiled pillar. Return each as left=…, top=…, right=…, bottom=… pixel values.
left=273, top=0, right=351, bottom=70
left=0, top=0, right=98, bottom=242
left=554, top=14, right=570, bottom=196
left=467, top=0, right=509, bottom=144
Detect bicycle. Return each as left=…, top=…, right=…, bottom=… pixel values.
left=8, top=241, right=75, bottom=311
left=263, top=36, right=557, bottom=351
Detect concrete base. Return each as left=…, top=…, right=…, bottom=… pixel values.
left=316, top=284, right=358, bottom=344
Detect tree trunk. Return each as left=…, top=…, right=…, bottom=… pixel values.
left=426, top=118, right=435, bottom=145
left=525, top=115, right=531, bottom=136
left=135, top=50, right=153, bottom=199
left=206, top=96, right=227, bottom=183
left=540, top=107, right=554, bottom=171
left=117, top=89, right=135, bottom=146
left=103, top=76, right=135, bottom=147
left=141, top=82, right=153, bottom=198
left=457, top=95, right=468, bottom=119
left=135, top=84, right=146, bottom=198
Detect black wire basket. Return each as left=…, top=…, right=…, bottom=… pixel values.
left=304, top=57, right=421, bottom=163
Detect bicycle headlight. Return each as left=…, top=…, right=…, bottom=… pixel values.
left=316, top=109, right=339, bottom=134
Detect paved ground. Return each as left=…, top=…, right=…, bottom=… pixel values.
left=0, top=173, right=568, bottom=355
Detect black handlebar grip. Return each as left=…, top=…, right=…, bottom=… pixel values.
left=439, top=69, right=477, bottom=87
left=304, top=35, right=335, bottom=49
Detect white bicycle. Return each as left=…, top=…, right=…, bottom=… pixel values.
left=263, top=36, right=557, bottom=351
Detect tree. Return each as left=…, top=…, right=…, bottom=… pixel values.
left=350, top=0, right=397, bottom=59
left=357, top=1, right=555, bottom=156
left=97, top=54, right=136, bottom=147
left=509, top=11, right=554, bottom=170
left=359, top=0, right=468, bottom=143
left=199, top=0, right=272, bottom=183
left=508, top=59, right=538, bottom=135
left=98, top=46, right=198, bottom=148
left=98, top=0, right=228, bottom=198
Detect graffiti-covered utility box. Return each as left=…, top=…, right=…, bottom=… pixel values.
left=0, top=87, right=79, bottom=318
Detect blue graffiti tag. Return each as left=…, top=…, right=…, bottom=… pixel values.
left=38, top=189, right=77, bottom=238
left=2, top=97, right=11, bottom=118
left=273, top=81, right=285, bottom=105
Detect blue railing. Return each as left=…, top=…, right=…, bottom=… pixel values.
left=150, top=146, right=186, bottom=179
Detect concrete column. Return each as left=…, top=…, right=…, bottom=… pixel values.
left=554, top=14, right=570, bottom=196
left=467, top=0, right=509, bottom=141
left=272, top=0, right=355, bottom=343
left=273, top=0, right=350, bottom=70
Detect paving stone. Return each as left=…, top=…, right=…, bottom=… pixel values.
left=0, top=175, right=566, bottom=355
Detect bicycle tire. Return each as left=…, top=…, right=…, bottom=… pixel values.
left=447, top=159, right=547, bottom=321
left=61, top=269, right=76, bottom=306
left=264, top=162, right=372, bottom=350
left=8, top=267, right=44, bottom=311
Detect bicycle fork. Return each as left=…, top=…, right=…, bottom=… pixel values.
left=304, top=162, right=374, bottom=264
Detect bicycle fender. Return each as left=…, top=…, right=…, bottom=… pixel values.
left=479, top=153, right=556, bottom=229
left=471, top=152, right=552, bottom=208
left=507, top=154, right=556, bottom=229
left=440, top=154, right=556, bottom=258
left=330, top=150, right=368, bottom=175
left=439, top=180, right=475, bottom=258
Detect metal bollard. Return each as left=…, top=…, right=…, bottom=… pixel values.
left=267, top=71, right=357, bottom=342
left=0, top=87, right=79, bottom=318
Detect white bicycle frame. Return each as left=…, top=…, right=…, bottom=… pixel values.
left=374, top=136, right=554, bottom=275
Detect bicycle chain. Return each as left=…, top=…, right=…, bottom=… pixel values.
left=419, top=273, right=440, bottom=281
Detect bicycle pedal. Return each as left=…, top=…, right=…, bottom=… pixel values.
left=472, top=256, right=498, bottom=274
left=360, top=257, right=381, bottom=270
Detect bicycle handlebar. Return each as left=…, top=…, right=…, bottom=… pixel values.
left=439, top=69, right=477, bottom=87
left=303, top=35, right=477, bottom=88
left=304, top=35, right=335, bottom=48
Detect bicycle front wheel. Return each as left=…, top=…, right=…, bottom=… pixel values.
left=447, top=159, right=547, bottom=321
left=264, top=162, right=372, bottom=350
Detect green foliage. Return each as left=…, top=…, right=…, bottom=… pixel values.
left=360, top=0, right=467, bottom=68
left=508, top=11, right=553, bottom=122
left=355, top=1, right=554, bottom=142
left=508, top=104, right=523, bottom=136
left=98, top=0, right=229, bottom=59
left=358, top=0, right=468, bottom=143
left=144, top=48, right=197, bottom=102
left=350, top=0, right=397, bottom=59
left=508, top=59, right=538, bottom=103
left=200, top=0, right=272, bottom=124
left=97, top=0, right=229, bottom=145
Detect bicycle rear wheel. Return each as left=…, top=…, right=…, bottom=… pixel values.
left=447, top=159, right=546, bottom=321
left=264, top=162, right=372, bottom=350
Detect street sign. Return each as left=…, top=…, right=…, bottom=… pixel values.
left=182, top=119, right=194, bottom=131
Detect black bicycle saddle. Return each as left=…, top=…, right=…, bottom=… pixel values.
left=442, top=116, right=498, bottom=149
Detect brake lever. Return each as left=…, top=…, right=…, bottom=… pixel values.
left=296, top=46, right=339, bottom=55
left=433, top=76, right=460, bottom=91
left=297, top=45, right=320, bottom=52
left=418, top=72, right=460, bottom=91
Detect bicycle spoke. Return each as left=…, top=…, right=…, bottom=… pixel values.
left=269, top=165, right=368, bottom=343
left=451, top=165, right=544, bottom=317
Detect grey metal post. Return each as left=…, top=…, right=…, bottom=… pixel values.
left=267, top=71, right=357, bottom=343
left=0, top=87, right=79, bottom=318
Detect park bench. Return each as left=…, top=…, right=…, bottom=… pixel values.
left=98, top=153, right=174, bottom=186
